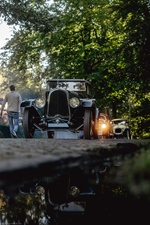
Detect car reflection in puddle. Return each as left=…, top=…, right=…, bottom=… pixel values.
left=0, top=164, right=107, bottom=225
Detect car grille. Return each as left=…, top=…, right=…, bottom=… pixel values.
left=115, top=128, right=122, bottom=133
left=47, top=90, right=69, bottom=117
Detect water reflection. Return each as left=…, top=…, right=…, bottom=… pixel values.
left=0, top=167, right=102, bottom=225
left=0, top=188, right=49, bottom=225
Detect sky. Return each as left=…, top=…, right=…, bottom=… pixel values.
left=0, top=0, right=54, bottom=49
left=0, top=20, right=13, bottom=49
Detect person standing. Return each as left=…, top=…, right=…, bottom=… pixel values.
left=0, top=85, right=22, bottom=138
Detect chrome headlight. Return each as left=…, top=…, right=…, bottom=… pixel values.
left=69, top=97, right=80, bottom=108
left=35, top=98, right=45, bottom=108
left=69, top=186, right=80, bottom=197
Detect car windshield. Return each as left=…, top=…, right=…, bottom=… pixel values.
left=99, top=116, right=106, bottom=121
left=112, top=120, right=128, bottom=125
left=47, top=81, right=86, bottom=92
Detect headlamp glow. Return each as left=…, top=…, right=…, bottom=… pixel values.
left=102, top=124, right=107, bottom=128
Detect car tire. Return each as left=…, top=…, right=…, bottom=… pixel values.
left=47, top=131, right=54, bottom=138
left=126, top=130, right=131, bottom=139
left=84, top=109, right=93, bottom=139
left=23, top=108, right=35, bottom=138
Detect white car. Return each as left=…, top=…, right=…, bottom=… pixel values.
left=110, top=118, right=132, bottom=139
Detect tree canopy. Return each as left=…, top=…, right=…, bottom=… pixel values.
left=0, top=0, right=149, bottom=138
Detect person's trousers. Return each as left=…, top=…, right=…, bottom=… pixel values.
left=7, top=111, right=19, bottom=138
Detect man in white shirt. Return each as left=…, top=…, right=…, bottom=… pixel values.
left=0, top=85, right=22, bottom=138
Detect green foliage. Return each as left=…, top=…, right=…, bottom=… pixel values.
left=0, top=0, right=149, bottom=139
left=0, top=125, right=11, bottom=138
left=0, top=125, right=24, bottom=138
left=114, top=145, right=150, bottom=199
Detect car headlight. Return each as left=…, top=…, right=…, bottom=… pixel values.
left=69, top=186, right=80, bottom=197
left=102, top=123, right=107, bottom=129
left=69, top=97, right=80, bottom=108
left=35, top=98, right=45, bottom=108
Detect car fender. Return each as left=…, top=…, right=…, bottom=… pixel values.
left=20, top=99, right=36, bottom=108
left=81, top=99, right=95, bottom=108
left=95, top=107, right=99, bottom=119
left=21, top=100, right=43, bottom=117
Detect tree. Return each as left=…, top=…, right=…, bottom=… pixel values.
left=0, top=0, right=149, bottom=138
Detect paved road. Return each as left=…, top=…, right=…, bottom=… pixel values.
left=0, top=137, right=148, bottom=161
left=0, top=138, right=149, bottom=184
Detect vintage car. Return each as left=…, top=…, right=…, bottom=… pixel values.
left=110, top=118, right=132, bottom=139
left=20, top=79, right=99, bottom=139
left=96, top=113, right=111, bottom=139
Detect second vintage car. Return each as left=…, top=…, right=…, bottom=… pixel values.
left=21, top=79, right=99, bottom=139
left=96, top=113, right=111, bottom=139
left=110, top=118, right=132, bottom=139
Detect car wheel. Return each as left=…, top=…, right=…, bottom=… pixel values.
left=23, top=108, right=35, bottom=138
left=92, top=119, right=98, bottom=139
left=84, top=109, right=93, bottom=139
left=47, top=131, right=54, bottom=138
left=126, top=130, right=131, bottom=139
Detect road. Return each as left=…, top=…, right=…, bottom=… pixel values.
left=0, top=138, right=149, bottom=185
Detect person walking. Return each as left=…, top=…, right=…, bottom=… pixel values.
left=0, top=84, right=22, bottom=138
